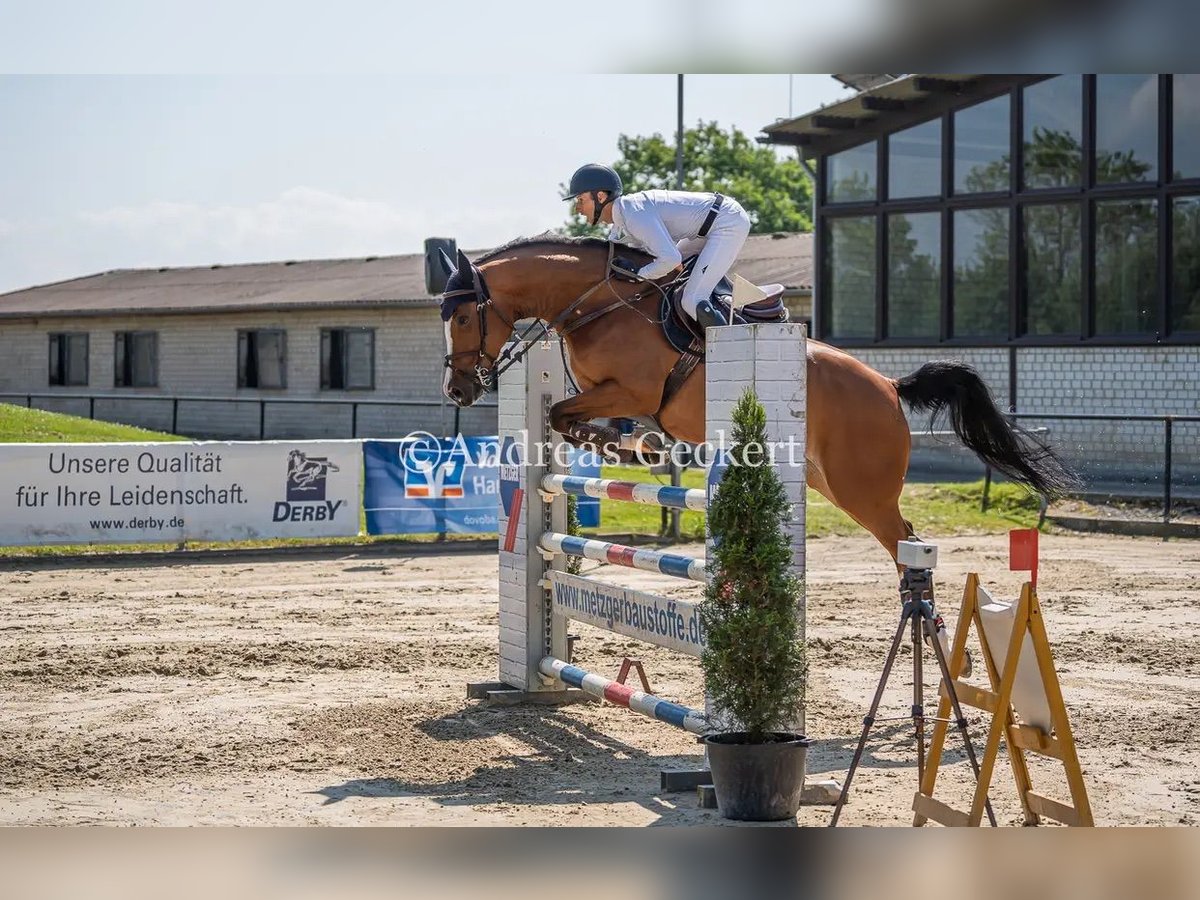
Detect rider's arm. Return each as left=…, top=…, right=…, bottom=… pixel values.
left=621, top=204, right=682, bottom=279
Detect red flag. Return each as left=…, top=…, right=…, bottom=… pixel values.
left=1009, top=528, right=1039, bottom=589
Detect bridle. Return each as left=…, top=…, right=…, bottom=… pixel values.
left=441, top=243, right=666, bottom=396
left=441, top=260, right=523, bottom=393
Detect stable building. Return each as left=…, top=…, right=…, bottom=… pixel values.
left=762, top=74, right=1199, bottom=489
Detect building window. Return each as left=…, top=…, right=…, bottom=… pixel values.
left=1095, top=199, right=1158, bottom=335
left=1172, top=196, right=1200, bottom=331
left=826, top=142, right=877, bottom=203
left=48, top=333, right=89, bottom=386
left=114, top=331, right=158, bottom=387
left=1022, top=204, right=1082, bottom=337
left=237, top=329, right=287, bottom=389
left=1096, top=75, right=1158, bottom=185
left=953, top=94, right=1011, bottom=194
left=1023, top=76, right=1083, bottom=190
left=952, top=208, right=1009, bottom=338
left=825, top=217, right=876, bottom=339
left=888, top=119, right=942, bottom=199
left=886, top=212, right=941, bottom=339
left=1173, top=75, right=1200, bottom=181
left=320, top=327, right=374, bottom=390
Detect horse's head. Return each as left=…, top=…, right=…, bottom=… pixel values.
left=440, top=249, right=516, bottom=407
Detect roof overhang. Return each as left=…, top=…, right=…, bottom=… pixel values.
left=761, top=74, right=1044, bottom=158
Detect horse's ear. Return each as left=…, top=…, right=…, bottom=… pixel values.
left=456, top=249, right=473, bottom=274
left=438, top=249, right=456, bottom=278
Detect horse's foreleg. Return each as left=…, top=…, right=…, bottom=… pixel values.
left=549, top=381, right=655, bottom=460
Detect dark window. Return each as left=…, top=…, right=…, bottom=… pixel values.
left=1022, top=204, right=1082, bottom=337
left=825, top=217, right=876, bottom=339
left=886, top=212, right=941, bottom=339
left=826, top=142, right=877, bottom=203
left=1173, top=75, right=1200, bottom=181
left=1095, top=199, right=1158, bottom=335
left=48, top=333, right=89, bottom=386
left=1096, top=75, right=1158, bottom=185
left=952, top=208, right=1009, bottom=338
left=320, top=327, right=374, bottom=390
left=1023, top=76, right=1083, bottom=190
left=1172, top=196, right=1200, bottom=331
left=888, top=119, right=942, bottom=199
left=114, top=331, right=158, bottom=387
left=953, top=94, right=1011, bottom=194
left=237, top=329, right=287, bottom=389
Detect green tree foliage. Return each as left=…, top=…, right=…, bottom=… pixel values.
left=700, top=390, right=806, bottom=742
left=566, top=494, right=582, bottom=576
left=562, top=121, right=812, bottom=237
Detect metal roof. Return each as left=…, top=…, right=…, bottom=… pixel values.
left=761, top=74, right=1033, bottom=157
left=0, top=233, right=812, bottom=319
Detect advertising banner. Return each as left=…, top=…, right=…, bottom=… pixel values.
left=548, top=570, right=704, bottom=657
left=363, top=435, right=600, bottom=535
left=0, top=441, right=363, bottom=546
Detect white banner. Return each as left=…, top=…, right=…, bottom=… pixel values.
left=548, top=570, right=705, bottom=657
left=0, top=441, right=363, bottom=546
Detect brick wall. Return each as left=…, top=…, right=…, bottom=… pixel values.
left=844, top=346, right=1200, bottom=487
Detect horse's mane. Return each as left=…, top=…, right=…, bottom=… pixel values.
left=475, top=233, right=643, bottom=263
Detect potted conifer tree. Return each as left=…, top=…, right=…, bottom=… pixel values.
left=700, top=388, right=809, bottom=821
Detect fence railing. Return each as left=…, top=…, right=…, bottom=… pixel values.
left=0, top=392, right=498, bottom=440
left=4, top=393, right=1196, bottom=527
left=909, top=413, right=1199, bottom=526
left=1008, top=412, right=1200, bottom=526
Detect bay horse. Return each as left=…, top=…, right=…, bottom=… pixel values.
left=440, top=235, right=1073, bottom=563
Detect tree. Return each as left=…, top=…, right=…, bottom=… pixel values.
left=562, top=121, right=812, bottom=236
left=700, top=389, right=806, bottom=742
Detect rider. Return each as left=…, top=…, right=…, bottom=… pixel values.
left=563, top=163, right=752, bottom=330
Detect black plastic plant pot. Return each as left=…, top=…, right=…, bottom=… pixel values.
left=703, top=732, right=810, bottom=821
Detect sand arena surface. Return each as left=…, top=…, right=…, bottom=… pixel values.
left=1, top=532, right=1198, bottom=826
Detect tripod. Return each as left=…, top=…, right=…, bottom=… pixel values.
left=830, top=565, right=997, bottom=827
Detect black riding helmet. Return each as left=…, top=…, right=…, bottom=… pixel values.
left=564, top=164, right=622, bottom=225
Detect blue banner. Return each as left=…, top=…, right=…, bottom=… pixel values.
left=363, top=436, right=599, bottom=535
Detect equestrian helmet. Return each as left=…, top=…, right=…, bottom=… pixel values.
left=565, top=163, right=622, bottom=200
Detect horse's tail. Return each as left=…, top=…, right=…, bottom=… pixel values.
left=894, top=361, right=1078, bottom=499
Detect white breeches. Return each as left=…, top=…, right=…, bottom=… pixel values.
left=677, top=200, right=752, bottom=317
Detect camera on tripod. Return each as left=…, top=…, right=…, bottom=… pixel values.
left=896, top=539, right=938, bottom=570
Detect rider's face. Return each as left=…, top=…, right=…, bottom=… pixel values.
left=572, top=192, right=595, bottom=221
left=572, top=191, right=609, bottom=222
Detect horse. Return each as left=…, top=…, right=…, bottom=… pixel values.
left=440, top=235, right=1073, bottom=563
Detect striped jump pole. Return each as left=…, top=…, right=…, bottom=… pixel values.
left=539, top=531, right=706, bottom=582
left=541, top=474, right=707, bottom=512
left=539, top=657, right=708, bottom=735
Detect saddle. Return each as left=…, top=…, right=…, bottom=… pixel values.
left=659, top=273, right=790, bottom=354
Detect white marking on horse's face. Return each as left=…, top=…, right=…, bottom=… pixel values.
left=442, top=319, right=454, bottom=396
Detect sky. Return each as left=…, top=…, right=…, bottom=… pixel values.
left=0, top=73, right=851, bottom=294
left=3, top=0, right=1179, bottom=296
left=0, top=1, right=864, bottom=294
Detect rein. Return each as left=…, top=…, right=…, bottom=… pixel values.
left=442, top=243, right=668, bottom=394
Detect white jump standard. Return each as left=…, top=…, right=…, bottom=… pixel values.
left=468, top=324, right=808, bottom=772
